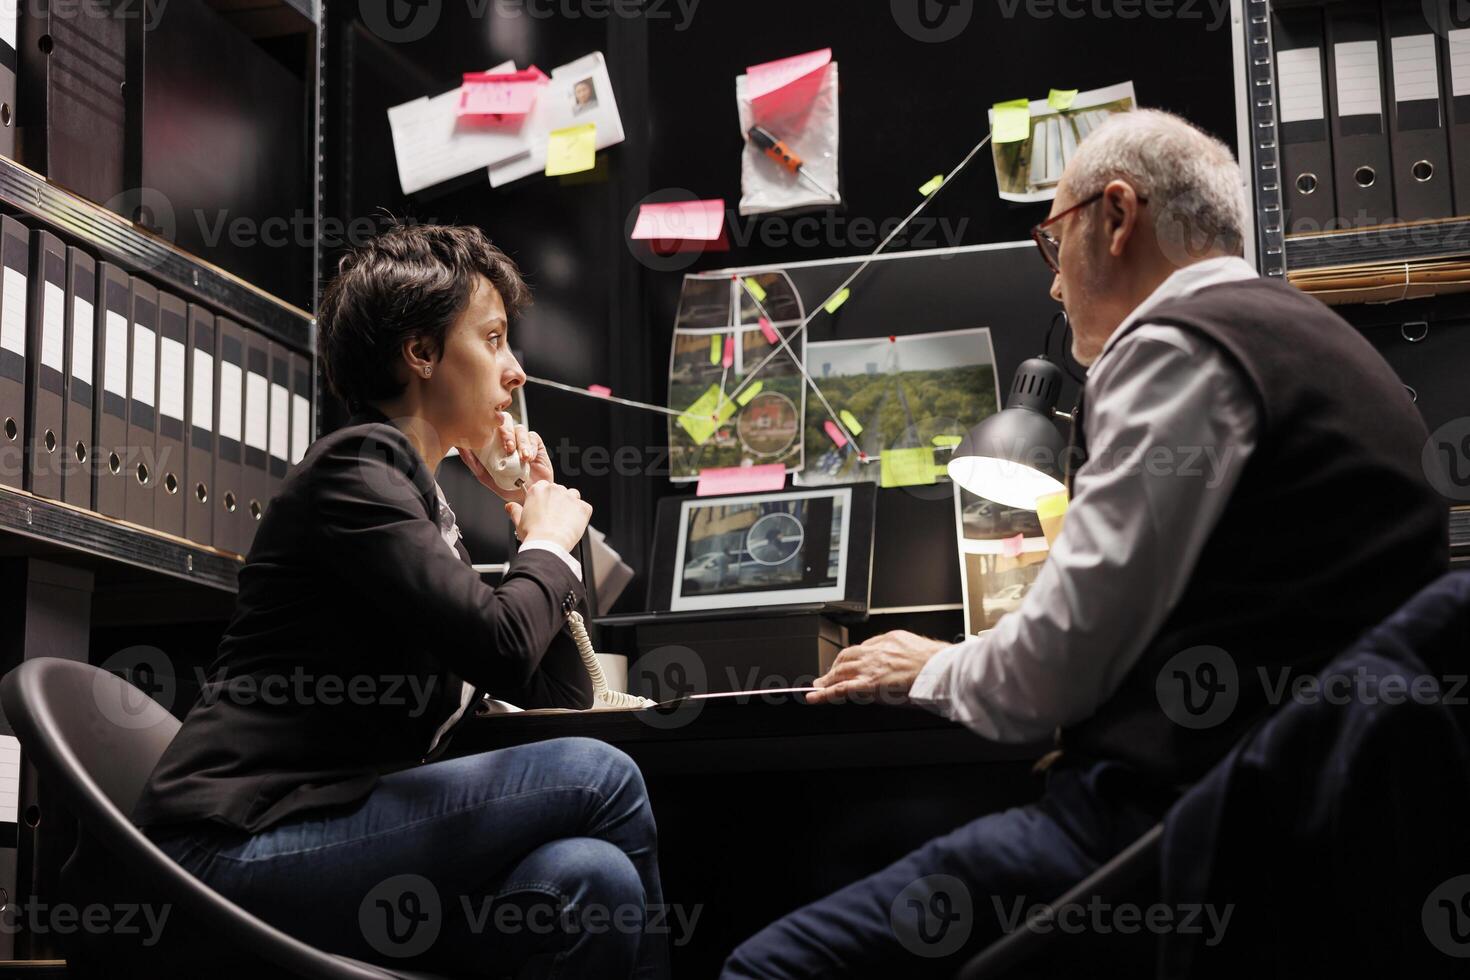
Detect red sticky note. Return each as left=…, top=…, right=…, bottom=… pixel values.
left=758, top=316, right=779, bottom=345
left=588, top=384, right=612, bottom=398
left=697, top=463, right=787, bottom=497
left=459, top=67, right=547, bottom=118
left=631, top=200, right=726, bottom=241
left=747, top=48, right=832, bottom=102
left=823, top=419, right=848, bottom=448
left=721, top=333, right=735, bottom=368
left=1001, top=533, right=1024, bottom=558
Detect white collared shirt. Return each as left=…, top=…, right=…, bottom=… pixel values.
left=908, top=256, right=1262, bottom=741
left=423, top=480, right=582, bottom=756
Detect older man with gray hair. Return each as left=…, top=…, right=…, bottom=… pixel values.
left=722, top=109, right=1446, bottom=977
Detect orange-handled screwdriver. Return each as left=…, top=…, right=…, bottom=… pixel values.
left=747, top=125, right=837, bottom=199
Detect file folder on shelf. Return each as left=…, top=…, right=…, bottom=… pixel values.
left=1274, top=6, right=1337, bottom=233
left=25, top=230, right=66, bottom=501
left=289, top=349, right=312, bottom=477
left=214, top=317, right=246, bottom=555
left=185, top=305, right=215, bottom=549
left=0, top=2, right=17, bottom=161
left=0, top=215, right=27, bottom=491
left=1436, top=1, right=1470, bottom=215
left=267, top=340, right=290, bottom=512
left=125, top=278, right=158, bottom=530
left=1383, top=0, right=1453, bottom=221
left=63, top=247, right=95, bottom=511
left=94, top=262, right=130, bottom=519
left=1326, top=2, right=1396, bottom=227
left=242, top=328, right=270, bottom=551
left=155, top=291, right=187, bottom=538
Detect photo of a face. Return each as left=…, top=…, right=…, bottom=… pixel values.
left=572, top=77, right=599, bottom=114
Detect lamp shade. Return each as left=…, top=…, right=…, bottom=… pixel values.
left=948, top=357, right=1069, bottom=510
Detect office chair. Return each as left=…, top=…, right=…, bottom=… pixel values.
left=0, top=657, right=464, bottom=980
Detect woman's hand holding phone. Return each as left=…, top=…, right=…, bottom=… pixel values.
left=504, top=482, right=592, bottom=552
left=457, top=413, right=554, bottom=504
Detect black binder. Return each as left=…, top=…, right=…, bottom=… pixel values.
left=0, top=216, right=27, bottom=491
left=267, top=340, right=290, bottom=511
left=242, top=327, right=270, bottom=550
left=184, top=304, right=215, bottom=548
left=289, top=348, right=312, bottom=476
left=25, top=230, right=66, bottom=500
left=1327, top=2, right=1396, bottom=227
left=1433, top=0, right=1470, bottom=215
left=154, top=291, right=187, bottom=538
left=214, top=316, right=245, bottom=554
left=93, top=262, right=130, bottom=519
left=62, top=247, right=94, bottom=511
left=0, top=4, right=16, bottom=161
left=1383, top=0, right=1453, bottom=221
left=1274, top=6, right=1337, bottom=232
left=125, top=278, right=158, bottom=530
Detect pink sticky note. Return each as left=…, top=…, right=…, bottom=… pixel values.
left=588, top=384, right=612, bottom=398
left=758, top=316, right=779, bottom=345
left=697, top=463, right=788, bottom=497
left=747, top=48, right=832, bottom=102
left=631, top=200, right=726, bottom=242
left=1001, top=533, right=1024, bottom=558
left=459, top=67, right=548, bottom=118
left=721, top=333, right=734, bottom=368
left=823, top=419, right=848, bottom=448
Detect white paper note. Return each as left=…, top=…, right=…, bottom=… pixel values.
left=489, top=52, right=626, bottom=187
left=1335, top=41, right=1384, bottom=117
left=218, top=361, right=242, bottom=441
left=291, top=392, right=309, bottom=464
left=192, top=349, right=214, bottom=432
left=0, top=268, right=26, bottom=356
left=1391, top=34, right=1440, bottom=103
left=245, top=371, right=268, bottom=451
left=104, top=310, right=127, bottom=396
left=71, top=297, right=93, bottom=385
left=159, top=336, right=185, bottom=421
left=269, top=381, right=289, bottom=461
left=387, top=60, right=531, bottom=195
left=1278, top=47, right=1326, bottom=123
left=131, top=324, right=156, bottom=407
left=40, top=282, right=65, bottom=372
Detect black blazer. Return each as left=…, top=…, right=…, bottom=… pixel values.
left=132, top=407, right=593, bottom=834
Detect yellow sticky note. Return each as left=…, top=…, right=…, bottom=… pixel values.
left=545, top=123, right=596, bottom=176
left=824, top=287, right=851, bottom=314
left=992, top=99, right=1031, bottom=144
left=918, top=174, right=944, bottom=196
left=743, top=277, right=767, bottom=302
left=1035, top=489, right=1070, bottom=521
left=932, top=434, right=963, bottom=448
left=839, top=410, right=864, bottom=435
left=677, top=384, right=739, bottom=446
left=709, top=335, right=722, bottom=365
left=1048, top=88, right=1079, bottom=111
left=934, top=463, right=951, bottom=478
left=880, top=447, right=937, bottom=488
left=736, top=380, right=764, bottom=406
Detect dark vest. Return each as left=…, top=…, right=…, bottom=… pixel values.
left=1060, top=276, right=1448, bottom=786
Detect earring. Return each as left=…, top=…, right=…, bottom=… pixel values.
left=423, top=366, right=432, bottom=377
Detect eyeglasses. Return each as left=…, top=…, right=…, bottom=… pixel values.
left=1031, top=190, right=1149, bottom=274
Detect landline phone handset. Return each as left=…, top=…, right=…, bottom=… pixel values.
left=477, top=424, right=656, bottom=710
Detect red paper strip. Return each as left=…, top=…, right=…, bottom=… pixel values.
left=823, top=419, right=848, bottom=448
left=758, top=316, right=779, bottom=345
left=587, top=384, right=612, bottom=398
left=697, top=463, right=787, bottom=497
left=1001, top=533, right=1025, bottom=558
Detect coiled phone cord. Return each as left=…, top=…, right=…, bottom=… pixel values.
left=565, top=610, right=657, bottom=709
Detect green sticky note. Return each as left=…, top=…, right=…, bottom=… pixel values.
left=736, top=380, right=764, bottom=406
left=932, top=434, right=963, bottom=448
left=743, top=277, right=767, bottom=302
left=544, top=123, right=597, bottom=176
left=934, top=463, right=951, bottom=478
left=839, top=410, right=864, bottom=435
left=918, top=174, right=944, bottom=197
left=1048, top=88, right=1079, bottom=111
left=709, top=335, right=722, bottom=365
left=880, top=447, right=938, bottom=488
left=677, top=384, right=739, bottom=446
left=824, top=287, right=851, bottom=314
left=992, top=99, right=1031, bottom=144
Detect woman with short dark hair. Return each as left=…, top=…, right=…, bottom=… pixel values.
left=132, top=221, right=669, bottom=979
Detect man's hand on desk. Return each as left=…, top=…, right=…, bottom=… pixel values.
left=805, top=630, right=949, bottom=705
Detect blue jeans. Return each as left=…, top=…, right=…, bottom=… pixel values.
left=721, top=760, right=1173, bottom=979
left=148, top=737, right=669, bottom=980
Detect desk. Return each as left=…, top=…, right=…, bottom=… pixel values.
left=448, top=695, right=1049, bottom=976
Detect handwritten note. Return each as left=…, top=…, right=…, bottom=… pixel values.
left=697, top=463, right=787, bottom=497
left=545, top=122, right=596, bottom=176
